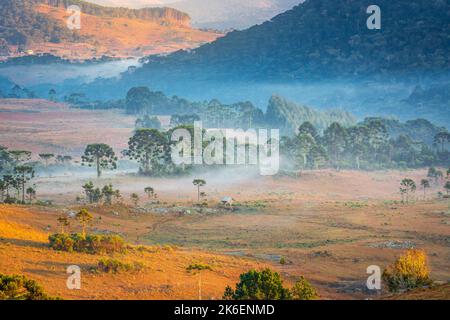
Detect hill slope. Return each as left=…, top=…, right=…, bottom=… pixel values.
left=0, top=0, right=221, bottom=59
left=134, top=0, right=450, bottom=81
left=0, top=205, right=269, bottom=300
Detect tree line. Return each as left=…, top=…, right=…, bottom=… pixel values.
left=281, top=119, right=450, bottom=171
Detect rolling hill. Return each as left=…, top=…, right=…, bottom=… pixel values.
left=0, top=0, right=222, bottom=59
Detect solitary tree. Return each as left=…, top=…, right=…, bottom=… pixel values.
left=9, top=150, right=31, bottom=164
left=25, top=186, right=36, bottom=203
left=14, top=165, right=34, bottom=204
left=76, top=209, right=93, bottom=237
left=101, top=184, right=120, bottom=205
left=130, top=193, right=139, bottom=207
left=125, top=129, right=168, bottom=175
left=193, top=179, right=206, bottom=202
left=420, top=179, right=430, bottom=200
left=290, top=276, right=318, bottom=300
left=38, top=153, right=54, bottom=167
left=144, top=187, right=156, bottom=199
left=400, top=178, right=416, bottom=203
left=445, top=181, right=450, bottom=195
left=82, top=144, right=117, bottom=178
left=0, top=179, right=6, bottom=202
left=187, top=263, right=212, bottom=300
left=57, top=216, right=70, bottom=234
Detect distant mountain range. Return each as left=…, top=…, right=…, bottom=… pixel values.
left=168, top=0, right=302, bottom=30
left=0, top=0, right=221, bottom=59
left=86, top=0, right=303, bottom=30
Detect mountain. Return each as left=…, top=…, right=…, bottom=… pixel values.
left=168, top=0, right=302, bottom=30
left=133, top=0, right=450, bottom=81
left=0, top=0, right=221, bottom=59
left=85, top=0, right=303, bottom=30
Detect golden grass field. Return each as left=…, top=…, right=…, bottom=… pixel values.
left=0, top=98, right=449, bottom=299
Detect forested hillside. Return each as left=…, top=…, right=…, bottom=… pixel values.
left=133, top=0, right=450, bottom=81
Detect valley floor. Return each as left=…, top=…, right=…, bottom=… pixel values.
left=1, top=168, right=449, bottom=300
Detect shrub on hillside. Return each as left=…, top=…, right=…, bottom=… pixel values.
left=96, top=258, right=144, bottom=274
left=223, top=269, right=318, bottom=300
left=290, top=276, right=318, bottom=300
left=0, top=274, right=59, bottom=300
left=382, top=249, right=433, bottom=293
left=49, top=233, right=126, bottom=254
left=224, top=269, right=291, bottom=300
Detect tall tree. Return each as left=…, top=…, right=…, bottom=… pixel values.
left=323, top=122, right=347, bottom=170
left=76, top=209, right=93, bottom=237
left=294, top=133, right=316, bottom=169
left=125, top=129, right=169, bottom=175
left=420, top=179, right=430, bottom=200
left=445, top=181, right=450, bottom=195
left=9, top=150, right=31, bottom=164
left=347, top=125, right=369, bottom=170
left=14, top=165, right=34, bottom=204
left=82, top=144, right=117, bottom=178
left=433, top=131, right=450, bottom=153
left=0, top=146, right=13, bottom=173
left=193, top=179, right=206, bottom=202
left=38, top=153, right=54, bottom=167
left=400, top=178, right=416, bottom=203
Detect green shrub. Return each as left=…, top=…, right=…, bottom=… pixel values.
left=187, top=263, right=212, bottom=272
left=49, top=233, right=126, bottom=254
left=224, top=269, right=291, bottom=300
left=0, top=274, right=60, bottom=300
left=290, top=276, right=318, bottom=300
left=96, top=258, right=144, bottom=274
left=279, top=257, right=287, bottom=265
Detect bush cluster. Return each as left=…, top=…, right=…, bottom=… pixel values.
left=223, top=269, right=317, bottom=300
left=0, top=274, right=60, bottom=300
left=382, top=249, right=433, bottom=293
left=48, top=233, right=125, bottom=254
left=96, top=258, right=144, bottom=274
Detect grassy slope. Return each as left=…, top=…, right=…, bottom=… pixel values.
left=26, top=4, right=222, bottom=59
left=0, top=205, right=269, bottom=300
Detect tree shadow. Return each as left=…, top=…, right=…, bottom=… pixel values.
left=0, top=237, right=47, bottom=249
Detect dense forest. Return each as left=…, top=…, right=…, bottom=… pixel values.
left=130, top=0, right=450, bottom=82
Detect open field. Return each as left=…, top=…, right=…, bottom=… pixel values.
left=1, top=168, right=449, bottom=299
left=0, top=205, right=270, bottom=300
left=0, top=99, right=135, bottom=156
left=1, top=98, right=449, bottom=300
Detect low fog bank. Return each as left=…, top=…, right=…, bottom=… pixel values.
left=0, top=58, right=140, bottom=87
left=34, top=165, right=264, bottom=203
